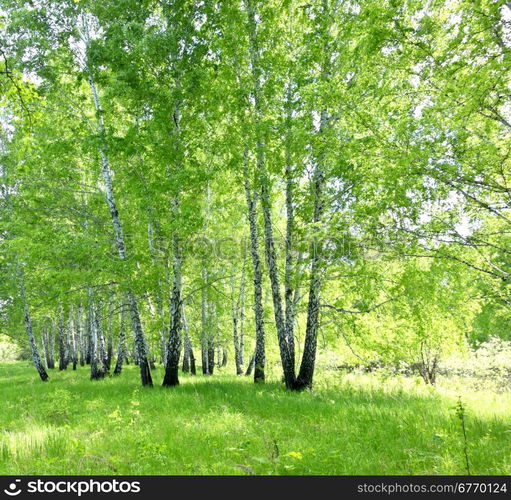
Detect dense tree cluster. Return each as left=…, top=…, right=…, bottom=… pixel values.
left=0, top=0, right=509, bottom=389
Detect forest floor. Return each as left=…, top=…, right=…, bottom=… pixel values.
left=0, top=362, right=509, bottom=475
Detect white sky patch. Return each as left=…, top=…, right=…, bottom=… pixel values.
left=413, top=95, right=432, bottom=118
left=69, top=35, right=88, bottom=71
left=344, top=1, right=360, bottom=15
left=194, top=11, right=207, bottom=31
left=455, top=216, right=473, bottom=238
left=501, top=100, right=511, bottom=124
left=22, top=72, right=42, bottom=86
left=502, top=3, right=511, bottom=47
left=411, top=0, right=432, bottom=29
left=67, top=12, right=105, bottom=71
left=381, top=43, right=401, bottom=56
left=312, top=110, right=321, bottom=132
left=447, top=11, right=462, bottom=27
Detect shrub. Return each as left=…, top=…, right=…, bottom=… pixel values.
left=439, top=337, right=511, bottom=389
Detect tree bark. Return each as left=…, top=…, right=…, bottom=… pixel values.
left=106, top=293, right=114, bottom=371
left=201, top=261, right=211, bottom=375
left=48, top=325, right=56, bottom=369
left=182, top=339, right=190, bottom=373
left=181, top=306, right=196, bottom=375
left=208, top=327, right=215, bottom=376
left=18, top=266, right=48, bottom=382
left=162, top=80, right=185, bottom=387
left=77, top=304, right=85, bottom=367
left=58, top=304, right=68, bottom=371
left=69, top=307, right=78, bottom=370
left=163, top=231, right=182, bottom=387
left=231, top=259, right=246, bottom=375
left=42, top=326, right=55, bottom=369
left=113, top=300, right=127, bottom=375
left=147, top=217, right=167, bottom=366
left=89, top=289, right=107, bottom=380
left=284, top=85, right=297, bottom=375
left=242, top=145, right=265, bottom=383
left=96, top=298, right=109, bottom=373
left=85, top=297, right=93, bottom=365
left=82, top=14, right=152, bottom=386
left=245, top=351, right=255, bottom=376
left=295, top=24, right=331, bottom=389
left=239, top=261, right=246, bottom=366
left=245, top=0, right=280, bottom=384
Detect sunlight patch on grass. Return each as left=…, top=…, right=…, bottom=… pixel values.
left=1, top=427, right=68, bottom=461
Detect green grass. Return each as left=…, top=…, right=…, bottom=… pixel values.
left=0, top=362, right=510, bottom=475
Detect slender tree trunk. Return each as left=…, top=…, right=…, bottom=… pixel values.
left=77, top=304, right=85, bottom=367
left=296, top=0, right=332, bottom=389
left=246, top=0, right=296, bottom=388
left=126, top=290, right=151, bottom=384
left=182, top=339, right=190, bottom=373
left=162, top=80, right=185, bottom=387
left=93, top=297, right=109, bottom=372
left=157, top=294, right=167, bottom=366
left=295, top=78, right=330, bottom=390
left=163, top=231, right=182, bottom=387
left=42, top=328, right=49, bottom=368
left=42, top=326, right=55, bottom=369
left=284, top=85, right=297, bottom=375
left=18, top=267, right=48, bottom=382
left=106, top=293, right=114, bottom=371
left=201, top=345, right=209, bottom=375
left=208, top=331, right=215, bottom=375
left=214, top=304, right=221, bottom=368
left=147, top=216, right=167, bottom=366
left=85, top=298, right=93, bottom=365
left=58, top=304, right=68, bottom=371
left=113, top=301, right=127, bottom=375
left=231, top=261, right=245, bottom=375
left=242, top=146, right=265, bottom=383
left=208, top=300, right=216, bottom=375
left=260, top=177, right=296, bottom=388
left=201, top=261, right=210, bottom=375
left=188, top=341, right=196, bottom=375
left=69, top=307, right=78, bottom=370
left=90, top=304, right=105, bottom=380
left=48, top=325, right=55, bottom=369
left=239, top=257, right=246, bottom=365
left=232, top=302, right=243, bottom=374
left=245, top=351, right=255, bottom=376
left=181, top=305, right=195, bottom=375
left=82, top=15, right=152, bottom=387
left=90, top=289, right=107, bottom=380
left=98, top=324, right=108, bottom=372
left=295, top=236, right=323, bottom=388
left=66, top=323, right=73, bottom=370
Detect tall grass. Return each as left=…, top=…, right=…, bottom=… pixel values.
left=0, top=362, right=509, bottom=475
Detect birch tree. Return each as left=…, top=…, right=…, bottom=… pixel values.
left=78, top=12, right=153, bottom=386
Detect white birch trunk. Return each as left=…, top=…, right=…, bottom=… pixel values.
left=18, top=266, right=48, bottom=382
left=81, top=14, right=152, bottom=386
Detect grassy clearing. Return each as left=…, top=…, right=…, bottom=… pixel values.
left=0, top=362, right=509, bottom=475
